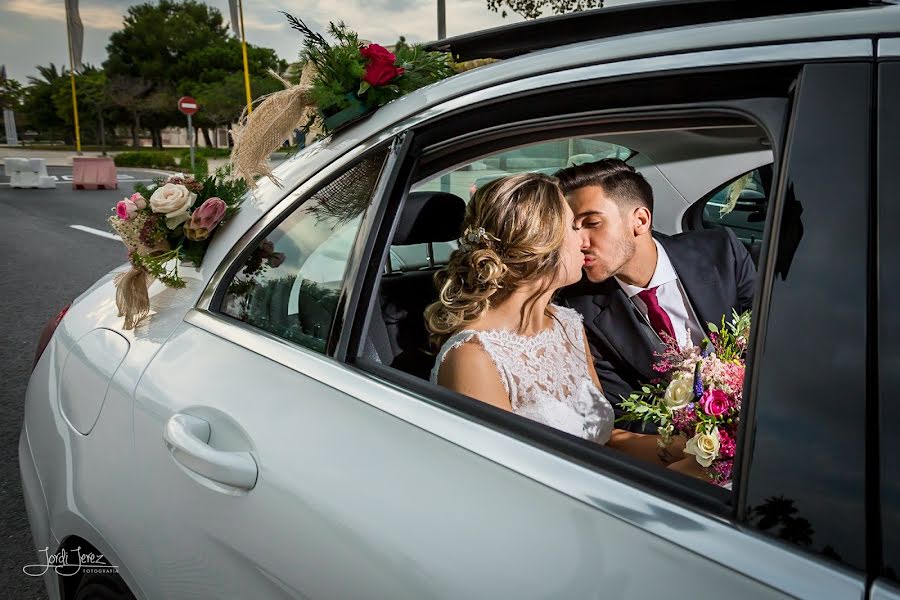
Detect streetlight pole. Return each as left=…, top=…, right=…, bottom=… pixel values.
left=437, top=0, right=446, bottom=40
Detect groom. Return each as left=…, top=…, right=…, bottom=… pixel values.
left=557, top=159, right=756, bottom=417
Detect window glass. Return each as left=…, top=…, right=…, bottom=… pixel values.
left=742, top=63, right=870, bottom=570
left=701, top=167, right=771, bottom=244
left=879, top=60, right=900, bottom=584
left=220, top=148, right=389, bottom=353
left=389, top=137, right=632, bottom=272
left=412, top=137, right=632, bottom=201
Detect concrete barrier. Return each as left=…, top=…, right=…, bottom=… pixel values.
left=72, top=157, right=117, bottom=190
left=5, top=157, right=56, bottom=188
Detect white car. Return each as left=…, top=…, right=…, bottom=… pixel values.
left=20, top=2, right=900, bottom=599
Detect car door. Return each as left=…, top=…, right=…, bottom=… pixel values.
left=129, top=141, right=414, bottom=598
left=871, top=40, right=900, bottom=600
left=343, top=55, right=872, bottom=599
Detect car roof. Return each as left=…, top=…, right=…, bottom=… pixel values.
left=425, top=0, right=894, bottom=60
left=339, top=3, right=899, bottom=150
left=208, top=2, right=897, bottom=283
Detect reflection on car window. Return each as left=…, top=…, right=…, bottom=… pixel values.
left=394, top=137, right=632, bottom=272
left=219, top=148, right=390, bottom=353
left=701, top=168, right=770, bottom=243
left=411, top=136, right=632, bottom=202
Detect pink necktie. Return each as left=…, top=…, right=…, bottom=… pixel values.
left=637, top=286, right=677, bottom=345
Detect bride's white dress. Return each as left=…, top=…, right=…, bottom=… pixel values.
left=430, top=305, right=615, bottom=444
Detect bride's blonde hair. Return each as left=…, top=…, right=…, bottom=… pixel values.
left=425, top=172, right=569, bottom=347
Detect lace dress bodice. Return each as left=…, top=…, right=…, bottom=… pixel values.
left=431, top=305, right=615, bottom=444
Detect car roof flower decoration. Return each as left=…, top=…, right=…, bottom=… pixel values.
left=107, top=170, right=247, bottom=330
left=229, top=14, right=487, bottom=189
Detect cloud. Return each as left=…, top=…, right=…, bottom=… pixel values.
left=5, top=0, right=124, bottom=30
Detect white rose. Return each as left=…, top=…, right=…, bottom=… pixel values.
left=684, top=427, right=721, bottom=467
left=149, top=183, right=196, bottom=228
left=664, top=375, right=694, bottom=409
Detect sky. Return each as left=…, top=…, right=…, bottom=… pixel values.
left=0, top=0, right=532, bottom=82
left=0, top=0, right=646, bottom=83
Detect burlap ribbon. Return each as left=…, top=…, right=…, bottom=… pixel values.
left=230, top=69, right=316, bottom=188
left=113, top=267, right=152, bottom=330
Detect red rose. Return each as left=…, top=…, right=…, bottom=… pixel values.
left=360, top=43, right=404, bottom=86
left=360, top=43, right=395, bottom=63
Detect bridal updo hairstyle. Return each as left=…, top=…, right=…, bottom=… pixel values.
left=425, top=172, right=571, bottom=346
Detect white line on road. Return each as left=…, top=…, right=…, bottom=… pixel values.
left=69, top=225, right=121, bottom=241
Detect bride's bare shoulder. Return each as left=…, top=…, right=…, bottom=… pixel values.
left=437, top=337, right=511, bottom=411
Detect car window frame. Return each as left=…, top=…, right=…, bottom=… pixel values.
left=350, top=94, right=792, bottom=515
left=203, top=137, right=405, bottom=358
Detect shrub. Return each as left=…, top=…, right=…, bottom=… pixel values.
left=177, top=150, right=209, bottom=177
left=113, top=151, right=177, bottom=169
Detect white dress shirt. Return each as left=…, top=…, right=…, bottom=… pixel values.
left=615, top=239, right=705, bottom=348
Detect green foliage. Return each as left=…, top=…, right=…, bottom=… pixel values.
left=283, top=14, right=453, bottom=130
left=617, top=382, right=670, bottom=429
left=177, top=150, right=209, bottom=177
left=114, top=151, right=178, bottom=169
left=708, top=309, right=751, bottom=361
left=486, top=0, right=603, bottom=19
left=0, top=78, right=23, bottom=110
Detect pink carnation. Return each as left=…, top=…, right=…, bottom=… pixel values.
left=718, top=429, right=737, bottom=458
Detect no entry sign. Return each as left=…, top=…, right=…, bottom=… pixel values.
left=178, top=96, right=199, bottom=115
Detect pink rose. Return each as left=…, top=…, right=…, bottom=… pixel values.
left=700, top=389, right=731, bottom=417
left=130, top=193, right=147, bottom=210
left=116, top=199, right=138, bottom=221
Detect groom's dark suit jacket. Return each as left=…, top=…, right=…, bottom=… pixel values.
left=561, top=228, right=756, bottom=416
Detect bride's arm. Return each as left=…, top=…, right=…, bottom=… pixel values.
left=437, top=341, right=513, bottom=412
left=581, top=326, right=687, bottom=467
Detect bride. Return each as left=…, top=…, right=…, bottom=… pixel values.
left=426, top=173, right=701, bottom=474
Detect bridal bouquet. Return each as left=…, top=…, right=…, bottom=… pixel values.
left=618, top=310, right=751, bottom=485
left=107, top=170, right=246, bottom=329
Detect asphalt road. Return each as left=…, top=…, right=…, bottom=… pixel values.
left=0, top=167, right=157, bottom=599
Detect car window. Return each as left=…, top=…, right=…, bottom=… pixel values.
left=219, top=148, right=390, bottom=353
left=879, top=60, right=900, bottom=585
left=700, top=167, right=771, bottom=243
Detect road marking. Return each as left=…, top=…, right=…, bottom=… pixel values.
left=69, top=225, right=121, bottom=241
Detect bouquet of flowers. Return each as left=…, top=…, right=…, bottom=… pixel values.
left=107, top=170, right=246, bottom=329
left=230, top=15, right=455, bottom=187
left=618, top=310, right=751, bottom=485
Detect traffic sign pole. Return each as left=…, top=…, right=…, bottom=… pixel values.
left=187, top=113, right=195, bottom=173
left=177, top=96, right=200, bottom=174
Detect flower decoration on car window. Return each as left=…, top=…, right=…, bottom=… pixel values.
left=107, top=169, right=247, bottom=330
left=230, top=14, right=470, bottom=188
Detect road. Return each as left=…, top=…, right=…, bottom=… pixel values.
left=0, top=167, right=156, bottom=599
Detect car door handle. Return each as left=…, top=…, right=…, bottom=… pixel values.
left=163, top=413, right=258, bottom=490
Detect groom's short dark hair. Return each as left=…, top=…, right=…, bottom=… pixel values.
left=556, top=159, right=654, bottom=214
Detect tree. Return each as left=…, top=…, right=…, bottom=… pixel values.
left=107, top=76, right=153, bottom=147
left=194, top=73, right=284, bottom=147
left=486, top=0, right=603, bottom=19
left=104, top=0, right=287, bottom=148
left=52, top=67, right=116, bottom=151
left=0, top=78, right=23, bottom=110
left=21, top=64, right=70, bottom=142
